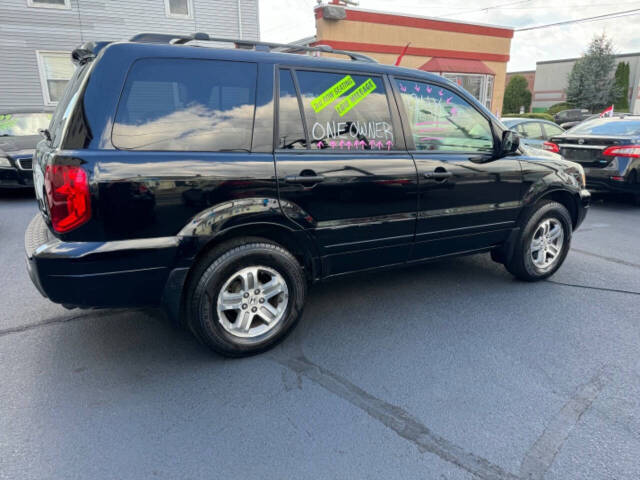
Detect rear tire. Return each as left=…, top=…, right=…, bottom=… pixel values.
left=504, top=201, right=572, bottom=281
left=185, top=237, right=306, bottom=357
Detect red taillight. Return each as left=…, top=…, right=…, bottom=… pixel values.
left=543, top=141, right=560, bottom=153
left=44, top=165, right=91, bottom=233
left=602, top=145, right=640, bottom=158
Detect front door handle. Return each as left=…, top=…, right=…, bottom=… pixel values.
left=284, top=174, right=325, bottom=184
left=423, top=171, right=452, bottom=181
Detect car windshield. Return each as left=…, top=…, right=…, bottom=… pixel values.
left=567, top=117, right=640, bottom=136
left=0, top=113, right=52, bottom=136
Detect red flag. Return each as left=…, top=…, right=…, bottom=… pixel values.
left=394, top=43, right=411, bottom=66
left=599, top=105, right=614, bottom=117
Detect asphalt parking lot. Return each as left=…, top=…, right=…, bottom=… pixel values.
left=1, top=191, right=639, bottom=480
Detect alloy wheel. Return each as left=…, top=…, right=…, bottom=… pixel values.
left=529, top=218, right=564, bottom=270
left=216, top=266, right=289, bottom=339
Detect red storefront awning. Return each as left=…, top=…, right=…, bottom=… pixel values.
left=419, top=57, right=495, bottom=75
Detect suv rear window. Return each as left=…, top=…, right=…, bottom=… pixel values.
left=112, top=58, right=257, bottom=151
left=48, top=61, right=90, bottom=147
left=294, top=70, right=396, bottom=150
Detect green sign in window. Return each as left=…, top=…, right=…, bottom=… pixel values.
left=334, top=78, right=377, bottom=117
left=310, top=75, right=355, bottom=113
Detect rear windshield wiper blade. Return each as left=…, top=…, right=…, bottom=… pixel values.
left=38, top=129, right=52, bottom=142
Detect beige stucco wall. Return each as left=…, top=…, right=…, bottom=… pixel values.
left=315, top=12, right=511, bottom=115
left=317, top=19, right=511, bottom=57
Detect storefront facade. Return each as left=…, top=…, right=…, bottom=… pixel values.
left=306, top=4, right=513, bottom=115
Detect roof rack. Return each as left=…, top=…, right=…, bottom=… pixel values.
left=128, top=32, right=378, bottom=64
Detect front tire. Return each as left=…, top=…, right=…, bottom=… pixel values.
left=185, top=237, right=306, bottom=357
left=504, top=201, right=572, bottom=281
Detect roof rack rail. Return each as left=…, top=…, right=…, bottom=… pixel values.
left=128, top=32, right=378, bottom=64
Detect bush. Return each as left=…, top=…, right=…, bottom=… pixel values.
left=502, top=112, right=555, bottom=122
left=547, top=102, right=574, bottom=116
left=503, top=75, right=532, bottom=114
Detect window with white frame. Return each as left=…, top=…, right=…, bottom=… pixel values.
left=27, top=0, right=71, bottom=9
left=442, top=73, right=494, bottom=110
left=164, top=0, right=192, bottom=18
left=36, top=51, right=74, bottom=105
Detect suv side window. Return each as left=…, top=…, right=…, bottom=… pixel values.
left=394, top=78, right=493, bottom=153
left=278, top=69, right=307, bottom=149
left=112, top=58, right=257, bottom=151
left=295, top=70, right=396, bottom=150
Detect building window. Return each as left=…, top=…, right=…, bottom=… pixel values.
left=442, top=73, right=494, bottom=110
left=164, top=0, right=193, bottom=18
left=36, top=51, right=74, bottom=105
left=27, top=0, right=71, bottom=9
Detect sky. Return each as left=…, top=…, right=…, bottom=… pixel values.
left=258, top=0, right=640, bottom=72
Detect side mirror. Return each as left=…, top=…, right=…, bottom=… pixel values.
left=500, top=130, right=520, bottom=157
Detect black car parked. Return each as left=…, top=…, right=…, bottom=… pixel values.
left=0, top=109, right=51, bottom=189
left=554, top=108, right=591, bottom=129
left=546, top=115, right=640, bottom=203
left=25, top=34, right=590, bottom=356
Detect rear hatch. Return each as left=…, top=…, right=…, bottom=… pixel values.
left=33, top=59, right=93, bottom=222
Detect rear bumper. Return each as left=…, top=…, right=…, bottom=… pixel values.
left=585, top=168, right=639, bottom=194
left=25, top=214, right=180, bottom=308
left=585, top=178, right=639, bottom=194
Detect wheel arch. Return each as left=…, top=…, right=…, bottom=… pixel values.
left=521, top=187, right=580, bottom=229
left=494, top=186, right=581, bottom=267
left=161, top=197, right=320, bottom=324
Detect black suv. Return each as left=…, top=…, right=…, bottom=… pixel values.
left=26, top=34, right=590, bottom=356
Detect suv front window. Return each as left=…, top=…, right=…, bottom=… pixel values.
left=395, top=79, right=494, bottom=153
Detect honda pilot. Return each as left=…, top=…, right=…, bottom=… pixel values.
left=25, top=33, right=590, bottom=356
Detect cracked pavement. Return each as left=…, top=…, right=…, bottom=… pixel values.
left=1, top=191, right=639, bottom=480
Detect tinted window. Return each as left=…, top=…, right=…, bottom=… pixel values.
left=48, top=61, right=89, bottom=146
left=296, top=71, right=396, bottom=150
left=544, top=123, right=564, bottom=137
left=567, top=118, right=640, bottom=136
left=278, top=69, right=306, bottom=149
left=395, top=79, right=493, bottom=153
left=113, top=59, right=257, bottom=151
left=519, top=122, right=544, bottom=140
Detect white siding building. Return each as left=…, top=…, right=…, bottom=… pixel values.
left=0, top=0, right=259, bottom=110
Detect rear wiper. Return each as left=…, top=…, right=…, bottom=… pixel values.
left=38, top=128, right=52, bottom=142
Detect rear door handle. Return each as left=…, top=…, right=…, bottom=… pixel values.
left=284, top=175, right=325, bottom=184
left=423, top=171, right=452, bottom=180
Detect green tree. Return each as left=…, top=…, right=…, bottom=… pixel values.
left=566, top=33, right=617, bottom=112
left=502, top=75, right=532, bottom=114
left=614, top=62, right=630, bottom=111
